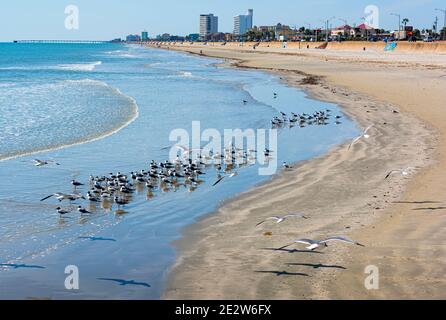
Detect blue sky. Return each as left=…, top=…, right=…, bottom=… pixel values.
left=0, top=0, right=444, bottom=41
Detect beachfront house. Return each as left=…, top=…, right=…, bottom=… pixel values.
left=355, top=23, right=377, bottom=39
left=331, top=25, right=355, bottom=39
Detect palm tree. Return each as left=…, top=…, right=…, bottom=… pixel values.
left=402, top=18, right=409, bottom=29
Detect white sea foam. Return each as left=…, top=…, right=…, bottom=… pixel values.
left=56, top=61, right=102, bottom=71
left=0, top=61, right=102, bottom=72
left=0, top=78, right=139, bottom=162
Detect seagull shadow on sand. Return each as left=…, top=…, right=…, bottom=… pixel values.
left=262, top=247, right=324, bottom=254
left=255, top=270, right=310, bottom=277
left=97, top=278, right=151, bottom=288
left=0, top=263, right=46, bottom=270
left=412, top=207, right=446, bottom=211
left=392, top=201, right=442, bottom=204
left=286, top=263, right=346, bottom=270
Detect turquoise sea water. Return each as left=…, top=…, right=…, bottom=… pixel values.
left=0, top=43, right=358, bottom=299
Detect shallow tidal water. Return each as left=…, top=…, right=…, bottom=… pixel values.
left=0, top=43, right=358, bottom=299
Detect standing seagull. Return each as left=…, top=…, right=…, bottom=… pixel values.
left=71, top=180, right=84, bottom=188
left=348, top=125, right=374, bottom=150
left=385, top=167, right=417, bottom=179
left=256, top=213, right=309, bottom=227
left=282, top=162, right=293, bottom=170
left=279, top=236, right=365, bottom=251
left=56, top=207, right=70, bottom=216
left=77, top=206, right=91, bottom=215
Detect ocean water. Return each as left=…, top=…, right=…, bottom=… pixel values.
left=0, top=43, right=358, bottom=299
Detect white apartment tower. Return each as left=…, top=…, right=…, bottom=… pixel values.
left=200, top=14, right=218, bottom=38
left=233, top=9, right=253, bottom=35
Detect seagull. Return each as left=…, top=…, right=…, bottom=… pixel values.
left=256, top=213, right=308, bottom=227
left=71, top=180, right=84, bottom=187
left=41, top=192, right=84, bottom=202
left=77, top=206, right=91, bottom=215
left=279, top=236, right=365, bottom=251
left=33, top=159, right=60, bottom=167
left=114, top=197, right=128, bottom=208
left=175, top=145, right=203, bottom=157
left=56, top=207, right=70, bottom=216
left=41, top=192, right=68, bottom=202
left=282, top=162, right=293, bottom=169
left=348, top=125, right=374, bottom=150
left=212, top=172, right=238, bottom=187
left=385, top=167, right=418, bottom=179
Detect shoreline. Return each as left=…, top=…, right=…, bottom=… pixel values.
left=149, top=43, right=445, bottom=299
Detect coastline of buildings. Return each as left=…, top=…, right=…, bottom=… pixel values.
left=119, top=8, right=446, bottom=44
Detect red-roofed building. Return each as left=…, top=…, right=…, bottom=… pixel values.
left=331, top=24, right=355, bottom=37
left=355, top=23, right=377, bottom=38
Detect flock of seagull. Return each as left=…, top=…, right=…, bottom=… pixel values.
left=271, top=109, right=342, bottom=129
left=38, top=143, right=277, bottom=217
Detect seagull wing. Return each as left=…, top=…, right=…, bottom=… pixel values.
left=294, top=239, right=316, bottom=246
left=320, top=236, right=362, bottom=246
left=348, top=136, right=362, bottom=150
left=256, top=217, right=279, bottom=227
left=175, top=145, right=189, bottom=153
left=283, top=213, right=307, bottom=219
left=363, top=125, right=374, bottom=135
left=212, top=176, right=225, bottom=187
left=40, top=194, right=55, bottom=202
left=385, top=170, right=399, bottom=179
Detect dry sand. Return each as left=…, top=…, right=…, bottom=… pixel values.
left=150, top=43, right=446, bottom=299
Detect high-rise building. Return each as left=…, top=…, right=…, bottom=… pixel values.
left=141, top=31, right=149, bottom=41
left=200, top=14, right=218, bottom=38
left=233, top=9, right=253, bottom=35
left=126, top=34, right=141, bottom=42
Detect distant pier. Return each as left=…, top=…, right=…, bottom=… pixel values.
left=13, top=40, right=109, bottom=44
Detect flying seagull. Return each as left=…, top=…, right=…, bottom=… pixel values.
left=279, top=236, right=365, bottom=251
left=348, top=125, right=374, bottom=150
left=41, top=192, right=84, bottom=202
left=256, top=213, right=309, bottom=227
left=175, top=145, right=204, bottom=157
left=212, top=172, right=238, bottom=187
left=385, top=167, right=417, bottom=179
left=33, top=159, right=60, bottom=167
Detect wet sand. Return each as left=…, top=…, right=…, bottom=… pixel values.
left=150, top=43, right=446, bottom=299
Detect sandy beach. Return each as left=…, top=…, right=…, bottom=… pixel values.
left=151, top=42, right=446, bottom=299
